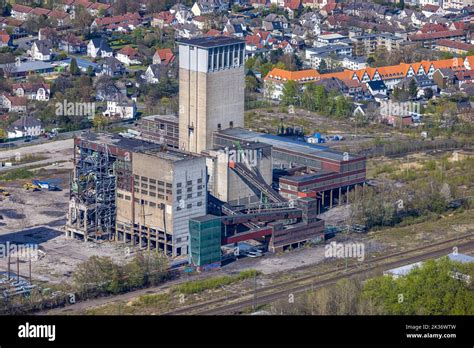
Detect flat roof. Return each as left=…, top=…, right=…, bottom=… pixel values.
left=177, top=36, right=244, bottom=49
left=77, top=132, right=159, bottom=152
left=141, top=114, right=178, bottom=123
left=141, top=147, right=201, bottom=162
left=0, top=61, right=55, bottom=73
left=281, top=170, right=334, bottom=182
left=216, top=128, right=363, bottom=162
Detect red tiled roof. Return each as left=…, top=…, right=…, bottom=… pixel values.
left=94, top=13, right=141, bottom=27
left=436, top=39, right=474, bottom=52
left=284, top=0, right=301, bottom=10
left=265, top=68, right=320, bottom=82
left=155, top=48, right=175, bottom=65
left=423, top=4, right=440, bottom=12
left=118, top=45, right=139, bottom=57
left=420, top=23, right=446, bottom=33
left=409, top=29, right=465, bottom=41
left=30, top=7, right=51, bottom=16
left=12, top=4, right=33, bottom=14
left=49, top=10, right=69, bottom=20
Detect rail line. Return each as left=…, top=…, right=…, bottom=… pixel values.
left=164, top=234, right=474, bottom=315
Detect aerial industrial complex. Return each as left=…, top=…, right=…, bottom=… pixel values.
left=65, top=36, right=366, bottom=268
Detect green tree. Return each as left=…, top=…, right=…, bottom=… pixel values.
left=362, top=258, right=474, bottom=315
left=318, top=59, right=328, bottom=73
left=281, top=80, right=300, bottom=106
left=408, top=79, right=418, bottom=99
left=70, top=58, right=80, bottom=76
left=92, top=114, right=108, bottom=131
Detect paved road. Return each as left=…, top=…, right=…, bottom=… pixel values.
left=0, top=138, right=73, bottom=172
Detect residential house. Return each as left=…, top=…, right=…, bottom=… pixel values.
left=0, top=94, right=28, bottom=113
left=422, top=4, right=445, bottom=17
left=409, top=30, right=467, bottom=49
left=264, top=68, right=320, bottom=100
left=103, top=95, right=137, bottom=119
left=87, top=38, right=113, bottom=58
left=366, top=80, right=388, bottom=96
left=152, top=48, right=175, bottom=65
left=152, top=11, right=176, bottom=28
left=91, top=13, right=142, bottom=31
left=435, top=39, right=474, bottom=55
left=49, top=10, right=71, bottom=26
left=116, top=46, right=142, bottom=66
left=143, top=64, right=164, bottom=84
left=11, top=4, right=32, bottom=20
left=433, top=68, right=458, bottom=89
left=99, top=57, right=125, bottom=77
left=0, top=31, right=12, bottom=47
left=95, top=80, right=126, bottom=101
left=6, top=116, right=43, bottom=139
left=59, top=34, right=86, bottom=54
left=12, top=83, right=51, bottom=101
left=29, top=40, right=53, bottom=61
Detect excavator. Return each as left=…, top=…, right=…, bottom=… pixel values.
left=23, top=183, right=41, bottom=191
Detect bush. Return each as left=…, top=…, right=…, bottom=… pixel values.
left=0, top=168, right=35, bottom=181
left=176, top=270, right=258, bottom=295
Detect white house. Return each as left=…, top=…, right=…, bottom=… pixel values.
left=87, top=38, right=113, bottom=58
left=29, top=40, right=52, bottom=61
left=103, top=96, right=136, bottom=119
left=12, top=83, right=51, bottom=101
left=7, top=116, right=43, bottom=139
left=116, top=46, right=142, bottom=66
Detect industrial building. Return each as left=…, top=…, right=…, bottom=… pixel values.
left=66, top=133, right=207, bottom=257
left=135, top=114, right=179, bottom=149
left=65, top=36, right=367, bottom=269
left=178, top=36, right=245, bottom=154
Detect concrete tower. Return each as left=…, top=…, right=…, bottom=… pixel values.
left=178, top=36, right=245, bottom=154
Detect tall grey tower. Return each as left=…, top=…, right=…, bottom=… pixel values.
left=177, top=36, right=245, bottom=154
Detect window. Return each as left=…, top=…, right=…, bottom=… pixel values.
left=229, top=121, right=234, bottom=128
left=117, top=193, right=124, bottom=199
left=187, top=187, right=192, bottom=192
left=197, top=192, right=202, bottom=197
left=149, top=202, right=156, bottom=207
left=141, top=183, right=148, bottom=188
left=141, top=190, right=148, bottom=195
left=166, top=183, right=172, bottom=188
left=158, top=194, right=164, bottom=199
left=166, top=189, right=172, bottom=195
left=177, top=183, right=182, bottom=188
left=134, top=175, right=139, bottom=180
left=197, top=178, right=202, bottom=184
left=125, top=195, right=131, bottom=201
left=158, top=181, right=164, bottom=186
left=141, top=177, right=148, bottom=182
left=217, top=123, right=221, bottom=130
left=149, top=185, right=156, bottom=191
left=187, top=203, right=192, bottom=209
left=177, top=189, right=182, bottom=194
left=197, top=201, right=203, bottom=206
left=187, top=193, right=192, bottom=199
left=134, top=188, right=139, bottom=193
left=149, top=192, right=156, bottom=197
left=149, top=179, right=156, bottom=184
left=186, top=180, right=192, bottom=186
left=177, top=195, right=182, bottom=201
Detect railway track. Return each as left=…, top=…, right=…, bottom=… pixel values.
left=164, top=234, right=474, bottom=315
